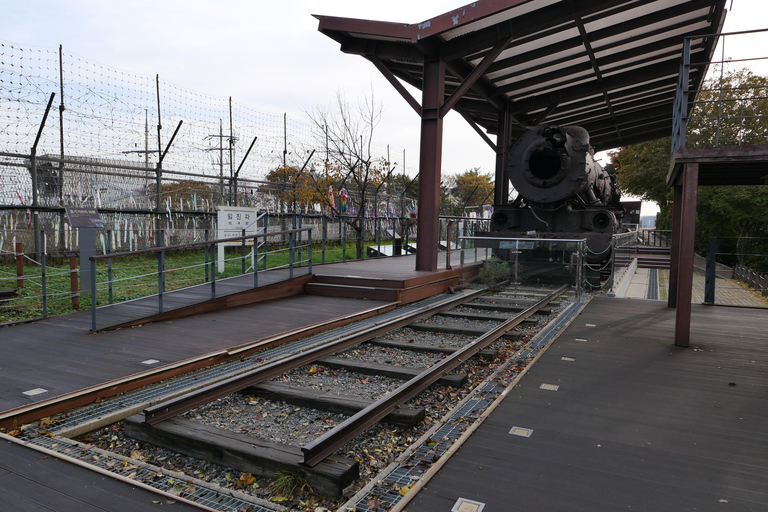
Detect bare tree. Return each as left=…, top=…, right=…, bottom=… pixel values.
left=305, top=89, right=391, bottom=259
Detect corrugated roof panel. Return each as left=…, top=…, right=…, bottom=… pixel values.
left=591, top=9, right=712, bottom=49
left=491, top=56, right=592, bottom=87
left=441, top=0, right=559, bottom=40
left=584, top=0, right=679, bottom=31
left=487, top=47, right=587, bottom=81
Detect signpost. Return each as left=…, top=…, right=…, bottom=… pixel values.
left=66, top=207, right=103, bottom=296
left=216, top=206, right=260, bottom=273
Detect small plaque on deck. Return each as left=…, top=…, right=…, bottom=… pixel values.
left=540, top=383, right=559, bottom=391
left=23, top=388, right=48, bottom=396
left=509, top=426, right=533, bottom=437
left=452, top=497, right=485, bottom=512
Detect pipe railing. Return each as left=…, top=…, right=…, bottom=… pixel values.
left=88, top=228, right=311, bottom=332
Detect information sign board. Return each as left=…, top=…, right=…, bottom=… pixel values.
left=216, top=206, right=260, bottom=272
left=65, top=207, right=103, bottom=228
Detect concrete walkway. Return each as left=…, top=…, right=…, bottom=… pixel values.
left=626, top=267, right=768, bottom=307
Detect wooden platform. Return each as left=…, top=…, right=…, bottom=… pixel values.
left=0, top=253, right=479, bottom=427
left=407, top=297, right=768, bottom=511
left=0, top=251, right=484, bottom=511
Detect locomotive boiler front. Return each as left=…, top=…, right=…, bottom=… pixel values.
left=508, top=124, right=617, bottom=207
left=488, top=124, right=621, bottom=280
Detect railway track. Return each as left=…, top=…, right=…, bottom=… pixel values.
left=8, top=283, right=582, bottom=511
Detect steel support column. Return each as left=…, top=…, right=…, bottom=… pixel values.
left=494, top=106, right=511, bottom=206
left=415, top=58, right=445, bottom=271
left=667, top=184, right=684, bottom=308
left=674, top=163, right=698, bottom=347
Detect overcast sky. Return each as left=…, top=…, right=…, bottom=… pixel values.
left=2, top=0, right=765, bottom=213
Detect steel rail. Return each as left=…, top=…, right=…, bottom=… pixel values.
left=300, top=284, right=569, bottom=467
left=142, top=288, right=488, bottom=424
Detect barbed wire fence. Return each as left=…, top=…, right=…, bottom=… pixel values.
left=2, top=40, right=481, bottom=261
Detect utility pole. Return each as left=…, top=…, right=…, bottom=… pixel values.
left=204, top=119, right=228, bottom=203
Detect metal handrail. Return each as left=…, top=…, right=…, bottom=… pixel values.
left=88, top=227, right=312, bottom=332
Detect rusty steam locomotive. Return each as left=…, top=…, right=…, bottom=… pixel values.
left=483, top=124, right=622, bottom=284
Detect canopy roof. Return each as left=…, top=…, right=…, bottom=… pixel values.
left=316, top=0, right=728, bottom=151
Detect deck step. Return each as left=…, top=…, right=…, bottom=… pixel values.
left=304, top=282, right=399, bottom=301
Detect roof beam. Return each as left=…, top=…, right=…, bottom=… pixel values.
left=368, top=56, right=422, bottom=116
left=440, top=35, right=513, bottom=119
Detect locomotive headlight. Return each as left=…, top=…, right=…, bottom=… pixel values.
left=592, top=211, right=613, bottom=230
left=492, top=210, right=509, bottom=228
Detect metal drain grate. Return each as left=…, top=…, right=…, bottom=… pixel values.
left=28, top=435, right=280, bottom=512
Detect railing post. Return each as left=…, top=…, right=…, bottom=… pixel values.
left=576, top=241, right=584, bottom=302
left=70, top=255, right=79, bottom=309
left=704, top=236, right=717, bottom=304
left=391, top=217, right=396, bottom=256
left=253, top=234, right=259, bottom=288
left=446, top=220, right=454, bottom=270
left=204, top=229, right=209, bottom=282
left=289, top=231, right=295, bottom=278
left=342, top=218, right=346, bottom=262
left=308, top=229, right=313, bottom=274
left=241, top=228, right=247, bottom=274
left=90, top=257, right=97, bottom=332
left=297, top=214, right=302, bottom=266
left=107, top=229, right=113, bottom=304
left=158, top=229, right=165, bottom=314
left=608, top=234, right=618, bottom=293
left=16, top=241, right=24, bottom=289
left=321, top=213, right=327, bottom=264
left=41, top=230, right=47, bottom=318
left=210, top=242, right=216, bottom=299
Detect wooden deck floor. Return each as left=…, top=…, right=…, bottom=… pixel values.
left=407, top=297, right=768, bottom=511
left=0, top=437, right=202, bottom=512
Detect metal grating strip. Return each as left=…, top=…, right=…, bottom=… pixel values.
left=347, top=300, right=584, bottom=512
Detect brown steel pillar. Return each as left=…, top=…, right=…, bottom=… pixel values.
left=415, top=58, right=445, bottom=271
left=674, top=163, right=698, bottom=347
left=667, top=184, right=684, bottom=308
left=494, top=107, right=510, bottom=206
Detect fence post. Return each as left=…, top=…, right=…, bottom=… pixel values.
left=377, top=217, right=381, bottom=258
left=70, top=255, right=79, bottom=309
left=16, top=242, right=24, bottom=289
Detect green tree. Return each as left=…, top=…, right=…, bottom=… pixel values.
left=610, top=68, right=768, bottom=261
left=448, top=168, right=494, bottom=207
